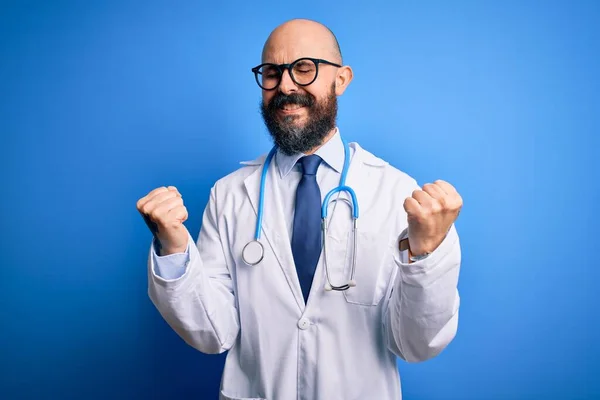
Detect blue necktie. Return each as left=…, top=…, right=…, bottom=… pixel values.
left=292, top=155, right=323, bottom=304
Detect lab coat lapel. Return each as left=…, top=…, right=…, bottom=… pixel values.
left=243, top=158, right=305, bottom=312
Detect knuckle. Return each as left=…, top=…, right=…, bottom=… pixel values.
left=140, top=203, right=152, bottom=215
left=149, top=207, right=161, bottom=220
left=150, top=203, right=166, bottom=217
left=423, top=186, right=436, bottom=196
left=437, top=195, right=448, bottom=208
left=449, top=194, right=462, bottom=209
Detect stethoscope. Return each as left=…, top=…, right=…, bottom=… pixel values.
left=242, top=139, right=359, bottom=291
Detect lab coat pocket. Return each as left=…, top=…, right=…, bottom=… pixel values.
left=341, top=230, right=395, bottom=306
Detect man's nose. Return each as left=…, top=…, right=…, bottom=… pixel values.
left=278, top=69, right=298, bottom=94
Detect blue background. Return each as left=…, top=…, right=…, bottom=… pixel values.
left=1, top=0, right=599, bottom=399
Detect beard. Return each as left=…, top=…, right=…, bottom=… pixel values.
left=260, top=83, right=337, bottom=156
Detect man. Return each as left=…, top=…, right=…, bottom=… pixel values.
left=137, top=19, right=462, bottom=400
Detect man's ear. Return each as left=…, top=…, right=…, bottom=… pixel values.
left=335, top=65, right=353, bottom=96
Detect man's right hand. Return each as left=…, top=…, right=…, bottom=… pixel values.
left=136, top=186, right=189, bottom=255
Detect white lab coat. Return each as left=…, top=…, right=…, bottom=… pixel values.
left=148, top=142, right=461, bottom=400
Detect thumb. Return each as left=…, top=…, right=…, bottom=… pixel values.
left=172, top=207, right=188, bottom=223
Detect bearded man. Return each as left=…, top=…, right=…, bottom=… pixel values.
left=137, top=18, right=463, bottom=400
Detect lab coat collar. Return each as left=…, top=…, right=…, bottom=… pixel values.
left=240, top=140, right=387, bottom=169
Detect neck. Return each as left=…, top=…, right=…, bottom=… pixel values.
left=304, top=127, right=337, bottom=155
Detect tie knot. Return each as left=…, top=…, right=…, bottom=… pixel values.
left=299, top=155, right=322, bottom=176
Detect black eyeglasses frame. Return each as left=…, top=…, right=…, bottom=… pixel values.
left=251, top=57, right=342, bottom=90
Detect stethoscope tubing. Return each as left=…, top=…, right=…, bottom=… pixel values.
left=254, top=146, right=278, bottom=241
left=246, top=138, right=358, bottom=291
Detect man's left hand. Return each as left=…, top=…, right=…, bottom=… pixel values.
left=403, top=180, right=463, bottom=256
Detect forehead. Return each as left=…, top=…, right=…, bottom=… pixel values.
left=262, top=32, right=332, bottom=64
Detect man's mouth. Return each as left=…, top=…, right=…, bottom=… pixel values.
left=279, top=104, right=305, bottom=113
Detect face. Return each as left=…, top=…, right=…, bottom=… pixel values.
left=257, top=25, right=353, bottom=155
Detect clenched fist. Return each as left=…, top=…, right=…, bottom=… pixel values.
left=136, top=186, right=189, bottom=255
left=403, top=180, right=463, bottom=257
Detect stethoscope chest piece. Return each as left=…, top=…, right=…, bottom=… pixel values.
left=242, top=240, right=264, bottom=266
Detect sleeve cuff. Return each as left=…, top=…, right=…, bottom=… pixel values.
left=151, top=238, right=191, bottom=281
left=393, top=224, right=459, bottom=274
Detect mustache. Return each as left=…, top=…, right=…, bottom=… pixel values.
left=269, top=93, right=315, bottom=109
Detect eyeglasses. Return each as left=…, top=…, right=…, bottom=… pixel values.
left=251, top=57, right=342, bottom=90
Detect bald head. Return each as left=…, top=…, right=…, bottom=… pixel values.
left=262, top=19, right=342, bottom=64
left=257, top=19, right=354, bottom=155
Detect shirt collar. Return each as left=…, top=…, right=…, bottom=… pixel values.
left=275, top=128, right=345, bottom=178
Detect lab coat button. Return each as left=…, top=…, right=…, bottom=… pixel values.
left=297, top=318, right=310, bottom=330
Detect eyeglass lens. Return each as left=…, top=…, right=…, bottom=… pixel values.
left=257, top=59, right=317, bottom=90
